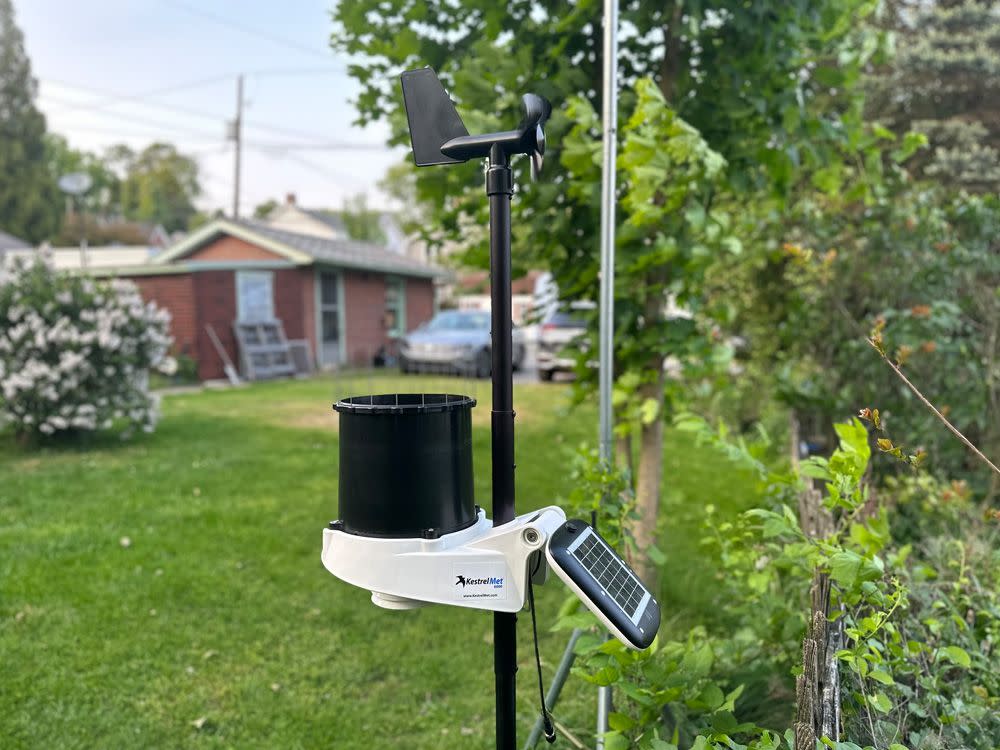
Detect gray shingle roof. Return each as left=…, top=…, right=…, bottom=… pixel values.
left=235, top=221, right=442, bottom=279
left=0, top=229, right=29, bottom=250
left=302, top=209, right=347, bottom=235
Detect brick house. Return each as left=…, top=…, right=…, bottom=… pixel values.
left=105, top=219, right=442, bottom=380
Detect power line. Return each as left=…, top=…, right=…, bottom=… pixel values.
left=40, top=77, right=372, bottom=147
left=162, top=0, right=340, bottom=63
left=247, top=146, right=364, bottom=187
left=43, top=123, right=219, bottom=144
left=39, top=68, right=348, bottom=120
left=246, top=141, right=392, bottom=152
left=42, top=73, right=235, bottom=117
left=40, top=79, right=229, bottom=125
left=39, top=92, right=225, bottom=142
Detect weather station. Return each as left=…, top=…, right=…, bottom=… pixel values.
left=321, top=69, right=660, bottom=748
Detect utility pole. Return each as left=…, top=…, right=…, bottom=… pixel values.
left=230, top=74, right=244, bottom=219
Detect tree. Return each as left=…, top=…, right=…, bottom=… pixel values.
left=868, top=0, right=1000, bottom=191
left=106, top=143, right=200, bottom=232
left=44, top=134, right=119, bottom=216
left=332, top=0, right=887, bottom=581
left=252, top=198, right=278, bottom=220
left=0, top=0, right=60, bottom=243
left=340, top=192, right=385, bottom=243
left=378, top=162, right=421, bottom=235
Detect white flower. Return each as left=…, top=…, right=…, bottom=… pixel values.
left=0, top=260, right=174, bottom=437
left=157, top=357, right=178, bottom=376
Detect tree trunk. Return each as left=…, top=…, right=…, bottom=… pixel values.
left=794, top=485, right=841, bottom=748
left=630, top=368, right=665, bottom=584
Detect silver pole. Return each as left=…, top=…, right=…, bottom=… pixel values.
left=596, top=0, right=619, bottom=745
left=521, top=5, right=620, bottom=745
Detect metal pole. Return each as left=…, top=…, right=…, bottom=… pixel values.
left=596, top=0, right=619, bottom=745
left=232, top=74, right=244, bottom=219
left=525, top=629, right=583, bottom=747
left=522, top=4, right=620, bottom=744
left=598, top=0, right=619, bottom=475
left=488, top=143, right=517, bottom=750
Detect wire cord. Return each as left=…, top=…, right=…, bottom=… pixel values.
left=528, top=554, right=556, bottom=744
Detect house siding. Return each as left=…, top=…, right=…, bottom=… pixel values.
left=406, top=278, right=434, bottom=332
left=187, top=235, right=286, bottom=263
left=193, top=271, right=238, bottom=381
left=129, top=274, right=197, bottom=359
left=342, top=270, right=386, bottom=366
left=341, top=272, right=436, bottom=366
left=274, top=268, right=315, bottom=339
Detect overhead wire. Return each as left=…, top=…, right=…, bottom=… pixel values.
left=39, top=92, right=225, bottom=142
left=39, top=78, right=387, bottom=150
left=161, top=0, right=340, bottom=63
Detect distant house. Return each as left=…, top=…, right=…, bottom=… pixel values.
left=1, top=242, right=160, bottom=273
left=0, top=228, right=28, bottom=250
left=264, top=194, right=418, bottom=261
left=454, top=269, right=544, bottom=326
left=88, top=219, right=443, bottom=380
left=0, top=228, right=29, bottom=266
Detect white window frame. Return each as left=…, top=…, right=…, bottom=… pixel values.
left=236, top=270, right=275, bottom=322
left=385, top=276, right=406, bottom=338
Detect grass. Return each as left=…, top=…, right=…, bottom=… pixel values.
left=0, top=374, right=763, bottom=749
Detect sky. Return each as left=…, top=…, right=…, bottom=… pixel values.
left=16, top=0, right=404, bottom=216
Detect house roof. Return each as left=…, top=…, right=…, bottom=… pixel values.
left=0, top=229, right=29, bottom=250
left=301, top=209, right=347, bottom=235
left=154, top=219, right=444, bottom=279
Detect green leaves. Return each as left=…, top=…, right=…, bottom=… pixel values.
left=891, top=131, right=929, bottom=164
left=827, top=549, right=882, bottom=589
left=938, top=645, right=971, bottom=669
left=620, top=78, right=727, bottom=232
left=868, top=691, right=892, bottom=714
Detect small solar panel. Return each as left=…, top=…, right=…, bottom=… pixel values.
left=546, top=520, right=660, bottom=649
left=570, top=530, right=647, bottom=619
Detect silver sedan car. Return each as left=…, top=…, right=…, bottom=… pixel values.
left=400, top=310, right=525, bottom=377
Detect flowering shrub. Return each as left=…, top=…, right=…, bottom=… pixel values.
left=0, top=257, right=176, bottom=440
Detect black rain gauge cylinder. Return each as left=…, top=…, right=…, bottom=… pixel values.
left=333, top=393, right=478, bottom=539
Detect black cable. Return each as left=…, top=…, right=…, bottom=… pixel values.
left=528, top=553, right=556, bottom=744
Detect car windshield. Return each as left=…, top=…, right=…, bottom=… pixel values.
left=425, top=311, right=491, bottom=331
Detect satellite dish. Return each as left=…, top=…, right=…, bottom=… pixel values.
left=58, top=172, right=93, bottom=196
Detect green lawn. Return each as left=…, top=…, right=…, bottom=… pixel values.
left=0, top=374, right=761, bottom=749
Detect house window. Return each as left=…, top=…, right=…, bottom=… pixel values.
left=236, top=271, right=274, bottom=322
left=384, top=277, right=406, bottom=337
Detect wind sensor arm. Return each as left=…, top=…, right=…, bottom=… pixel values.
left=400, top=68, right=551, bottom=175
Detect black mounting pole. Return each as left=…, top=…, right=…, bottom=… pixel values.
left=398, top=68, right=550, bottom=750
left=488, top=143, right=518, bottom=750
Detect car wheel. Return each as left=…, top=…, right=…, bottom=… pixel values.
left=539, top=368, right=554, bottom=382
left=475, top=348, right=491, bottom=378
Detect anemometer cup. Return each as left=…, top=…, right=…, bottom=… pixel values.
left=333, top=394, right=478, bottom=538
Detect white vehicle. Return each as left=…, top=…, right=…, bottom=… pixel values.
left=536, top=302, right=594, bottom=381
